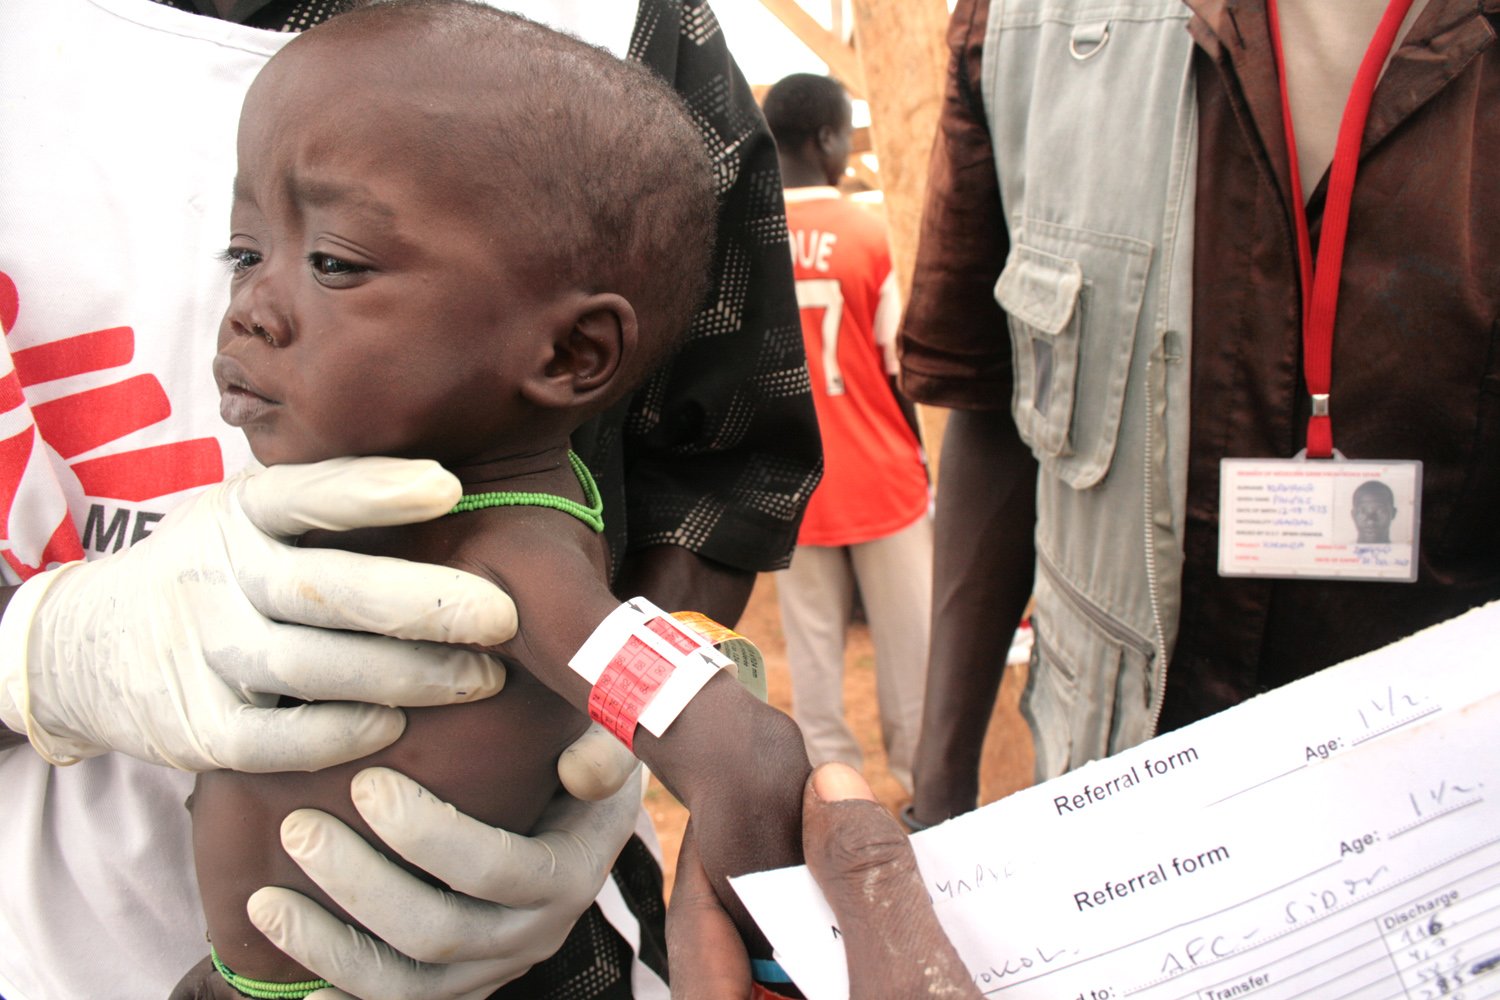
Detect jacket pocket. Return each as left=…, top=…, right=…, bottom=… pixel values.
left=1022, top=558, right=1156, bottom=780
left=995, top=221, right=1151, bottom=488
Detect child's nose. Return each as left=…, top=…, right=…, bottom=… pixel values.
left=223, top=274, right=291, bottom=347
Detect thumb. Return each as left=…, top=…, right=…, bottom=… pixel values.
left=556, top=723, right=639, bottom=801
left=801, top=763, right=979, bottom=1000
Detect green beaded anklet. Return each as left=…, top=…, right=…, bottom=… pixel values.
left=448, top=450, right=604, bottom=533
left=210, top=947, right=332, bottom=999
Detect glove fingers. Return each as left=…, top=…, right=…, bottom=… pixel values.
left=241, top=545, right=518, bottom=646
left=254, top=624, right=505, bottom=706
left=350, top=765, right=640, bottom=907
left=229, top=458, right=518, bottom=645
left=557, top=723, right=640, bottom=801
left=238, top=458, right=460, bottom=537
left=277, top=807, right=543, bottom=964
left=248, top=887, right=520, bottom=1000
left=207, top=702, right=407, bottom=773
left=245, top=885, right=383, bottom=981
left=348, top=767, right=555, bottom=905
left=528, top=763, right=644, bottom=864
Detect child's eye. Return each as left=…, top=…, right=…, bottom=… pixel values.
left=307, top=252, right=368, bottom=280
left=217, top=247, right=261, bottom=273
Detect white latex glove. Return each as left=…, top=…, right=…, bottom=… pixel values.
left=0, top=458, right=514, bottom=772
left=556, top=721, right=641, bottom=801
left=249, top=763, right=646, bottom=1000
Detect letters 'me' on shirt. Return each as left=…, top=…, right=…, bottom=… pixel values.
left=785, top=187, right=927, bottom=548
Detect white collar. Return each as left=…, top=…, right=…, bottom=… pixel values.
left=781, top=185, right=843, bottom=204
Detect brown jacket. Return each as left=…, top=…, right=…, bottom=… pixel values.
left=900, top=0, right=1500, bottom=728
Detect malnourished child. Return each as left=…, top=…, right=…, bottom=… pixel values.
left=172, top=3, right=809, bottom=996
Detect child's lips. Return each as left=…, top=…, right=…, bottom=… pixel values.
left=213, top=355, right=278, bottom=427
left=219, top=384, right=277, bottom=427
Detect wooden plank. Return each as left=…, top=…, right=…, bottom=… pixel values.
left=849, top=124, right=872, bottom=155
left=846, top=0, right=945, bottom=300
left=848, top=156, right=880, bottom=193
left=756, top=0, right=867, bottom=95
left=847, top=0, right=951, bottom=470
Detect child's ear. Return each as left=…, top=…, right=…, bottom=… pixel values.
left=523, top=293, right=638, bottom=411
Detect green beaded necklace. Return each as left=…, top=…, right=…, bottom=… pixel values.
left=447, top=450, right=604, bottom=533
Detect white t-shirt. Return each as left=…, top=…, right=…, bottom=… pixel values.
left=1278, top=0, right=1431, bottom=197
left=0, top=2, right=640, bottom=997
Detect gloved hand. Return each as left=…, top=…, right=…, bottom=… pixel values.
left=0, top=457, right=514, bottom=772
left=249, top=763, right=646, bottom=1000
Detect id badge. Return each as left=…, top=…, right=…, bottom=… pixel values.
left=1218, top=456, right=1421, bottom=582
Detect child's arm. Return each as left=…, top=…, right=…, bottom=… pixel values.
left=612, top=543, right=756, bottom=627
left=492, top=531, right=809, bottom=957
left=635, top=669, right=809, bottom=948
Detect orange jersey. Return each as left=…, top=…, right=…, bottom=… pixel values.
left=785, top=188, right=928, bottom=547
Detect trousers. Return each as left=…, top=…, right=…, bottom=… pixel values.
left=775, top=513, right=932, bottom=792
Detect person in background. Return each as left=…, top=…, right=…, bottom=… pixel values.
left=0, top=0, right=820, bottom=996
left=762, top=73, right=933, bottom=796
left=899, top=0, right=1500, bottom=830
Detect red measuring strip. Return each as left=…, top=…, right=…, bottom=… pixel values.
left=587, top=633, right=676, bottom=750
left=646, top=614, right=703, bottom=654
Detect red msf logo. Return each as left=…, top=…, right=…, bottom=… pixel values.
left=0, top=271, right=223, bottom=580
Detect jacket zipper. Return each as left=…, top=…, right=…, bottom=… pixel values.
left=1143, top=352, right=1171, bottom=735
left=1036, top=548, right=1156, bottom=661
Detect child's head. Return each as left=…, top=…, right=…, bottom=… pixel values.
left=214, top=0, right=717, bottom=467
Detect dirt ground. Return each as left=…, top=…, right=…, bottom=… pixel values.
left=645, top=572, right=1036, bottom=898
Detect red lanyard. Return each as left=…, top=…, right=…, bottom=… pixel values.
left=1265, top=0, right=1414, bottom=458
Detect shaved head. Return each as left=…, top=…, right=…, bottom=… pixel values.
left=275, top=0, right=718, bottom=379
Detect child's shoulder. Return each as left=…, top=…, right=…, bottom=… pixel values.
left=449, top=506, right=607, bottom=589
left=454, top=507, right=613, bottom=623
left=453, top=510, right=624, bottom=682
